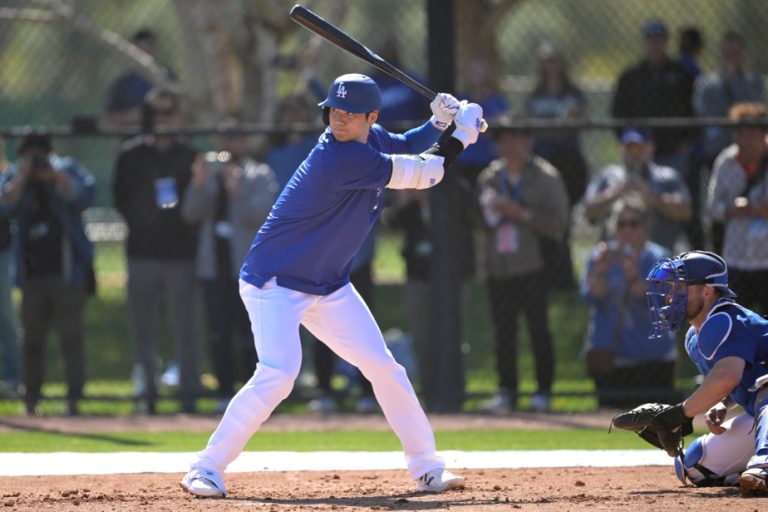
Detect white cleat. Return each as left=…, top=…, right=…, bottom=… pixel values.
left=180, top=468, right=227, bottom=498
left=416, top=469, right=466, bottom=493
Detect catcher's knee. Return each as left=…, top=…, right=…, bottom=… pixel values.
left=674, top=437, right=739, bottom=487
left=675, top=438, right=704, bottom=485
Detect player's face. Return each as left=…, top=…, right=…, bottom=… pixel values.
left=685, top=284, right=706, bottom=321
left=328, top=108, right=377, bottom=143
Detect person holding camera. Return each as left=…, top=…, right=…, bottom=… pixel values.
left=584, top=127, right=692, bottom=252
left=181, top=126, right=278, bottom=412
left=0, top=137, right=20, bottom=397
left=581, top=196, right=678, bottom=408
left=0, top=134, right=95, bottom=416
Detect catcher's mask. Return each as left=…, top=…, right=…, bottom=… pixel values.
left=646, top=251, right=736, bottom=338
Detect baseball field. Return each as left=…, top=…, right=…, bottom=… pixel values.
left=2, top=412, right=767, bottom=511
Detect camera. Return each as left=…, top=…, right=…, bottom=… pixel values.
left=203, top=151, right=232, bottom=174
left=29, top=152, right=50, bottom=173
left=607, top=240, right=633, bottom=258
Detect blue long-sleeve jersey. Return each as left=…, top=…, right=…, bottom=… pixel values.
left=240, top=121, right=440, bottom=295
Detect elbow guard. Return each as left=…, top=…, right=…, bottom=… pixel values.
left=388, top=153, right=445, bottom=190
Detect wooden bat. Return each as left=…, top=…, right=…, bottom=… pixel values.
left=289, top=4, right=487, bottom=132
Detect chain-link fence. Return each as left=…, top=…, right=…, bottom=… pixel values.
left=1, top=0, right=767, bottom=414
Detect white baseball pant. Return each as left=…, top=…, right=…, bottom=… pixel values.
left=190, top=278, right=444, bottom=479
left=677, top=412, right=755, bottom=484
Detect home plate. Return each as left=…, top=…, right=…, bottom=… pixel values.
left=0, top=450, right=672, bottom=476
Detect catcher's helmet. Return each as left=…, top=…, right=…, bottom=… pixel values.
left=318, top=74, right=381, bottom=123
left=646, top=251, right=736, bottom=338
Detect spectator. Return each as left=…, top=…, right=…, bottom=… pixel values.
left=113, top=87, right=200, bottom=414
left=477, top=124, right=569, bottom=413
left=181, top=123, right=278, bottom=412
left=678, top=26, right=705, bottom=78
left=367, top=34, right=428, bottom=129
left=0, top=137, right=20, bottom=396
left=381, top=186, right=474, bottom=412
left=611, top=19, right=695, bottom=177
left=694, top=31, right=765, bottom=163
left=706, top=102, right=768, bottom=314
left=525, top=41, right=588, bottom=290
left=526, top=42, right=589, bottom=207
left=456, top=57, right=510, bottom=184
left=265, top=94, right=318, bottom=191
left=584, top=127, right=692, bottom=251
left=581, top=197, right=677, bottom=408
left=694, top=32, right=764, bottom=252
left=0, top=134, right=95, bottom=416
left=104, top=28, right=176, bottom=127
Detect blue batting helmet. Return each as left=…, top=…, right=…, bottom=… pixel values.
left=318, top=74, right=381, bottom=114
left=646, top=251, right=736, bottom=338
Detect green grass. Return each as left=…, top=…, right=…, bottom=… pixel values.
left=0, top=428, right=700, bottom=453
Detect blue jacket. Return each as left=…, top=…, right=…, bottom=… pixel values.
left=0, top=155, right=95, bottom=287
left=581, top=241, right=677, bottom=364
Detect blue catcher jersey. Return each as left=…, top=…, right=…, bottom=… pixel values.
left=685, top=298, right=768, bottom=415
left=240, top=122, right=439, bottom=295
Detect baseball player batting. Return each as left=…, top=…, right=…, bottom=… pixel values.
left=180, top=73, right=483, bottom=498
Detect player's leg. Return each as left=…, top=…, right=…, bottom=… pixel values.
left=182, top=279, right=310, bottom=498
left=302, top=283, right=463, bottom=491
left=740, top=377, right=768, bottom=494
left=675, top=412, right=754, bottom=486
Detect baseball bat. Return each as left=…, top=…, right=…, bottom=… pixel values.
left=289, top=4, right=487, bottom=132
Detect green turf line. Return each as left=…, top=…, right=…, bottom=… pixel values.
left=0, top=428, right=696, bottom=453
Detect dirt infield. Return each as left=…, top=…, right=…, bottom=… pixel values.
left=4, top=467, right=767, bottom=511
left=3, top=412, right=766, bottom=511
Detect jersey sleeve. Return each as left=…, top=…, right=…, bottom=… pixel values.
left=373, top=122, right=441, bottom=155
left=320, top=139, right=392, bottom=191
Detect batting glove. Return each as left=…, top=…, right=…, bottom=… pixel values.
left=430, top=93, right=460, bottom=131
left=452, top=101, right=484, bottom=148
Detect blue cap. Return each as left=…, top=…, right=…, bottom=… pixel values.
left=679, top=251, right=737, bottom=297
left=621, top=127, right=652, bottom=144
left=643, top=20, right=668, bottom=38
left=318, top=74, right=381, bottom=114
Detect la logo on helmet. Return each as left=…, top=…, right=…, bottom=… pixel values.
left=336, top=83, right=347, bottom=99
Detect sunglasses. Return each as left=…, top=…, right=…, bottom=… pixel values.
left=617, top=219, right=642, bottom=229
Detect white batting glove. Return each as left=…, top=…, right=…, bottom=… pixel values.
left=452, top=101, right=484, bottom=148
left=429, top=93, right=460, bottom=131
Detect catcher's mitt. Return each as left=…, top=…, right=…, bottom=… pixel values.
left=611, top=402, right=693, bottom=457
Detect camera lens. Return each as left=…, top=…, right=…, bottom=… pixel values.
left=203, top=151, right=232, bottom=173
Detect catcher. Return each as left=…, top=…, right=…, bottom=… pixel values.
left=612, top=250, right=768, bottom=495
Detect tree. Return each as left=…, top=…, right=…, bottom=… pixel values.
left=455, top=0, right=520, bottom=92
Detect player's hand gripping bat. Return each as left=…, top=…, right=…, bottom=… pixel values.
left=289, top=4, right=488, bottom=133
